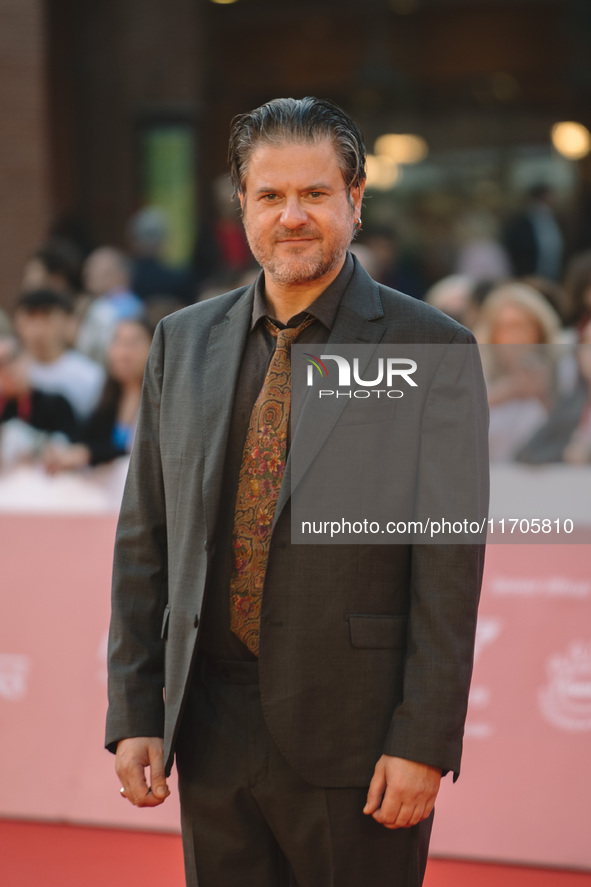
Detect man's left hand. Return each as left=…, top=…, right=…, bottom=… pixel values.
left=363, top=755, right=441, bottom=829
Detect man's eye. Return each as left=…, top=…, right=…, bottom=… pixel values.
left=262, top=194, right=278, bottom=201
left=308, top=192, right=324, bottom=199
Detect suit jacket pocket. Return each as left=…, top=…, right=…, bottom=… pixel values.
left=348, top=614, right=408, bottom=649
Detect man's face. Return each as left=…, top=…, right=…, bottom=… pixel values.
left=84, top=249, right=126, bottom=296
left=239, top=138, right=364, bottom=288
left=15, top=309, right=68, bottom=361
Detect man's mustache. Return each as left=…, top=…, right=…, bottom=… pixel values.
left=274, top=230, right=319, bottom=240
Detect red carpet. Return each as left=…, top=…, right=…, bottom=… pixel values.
left=2, top=819, right=590, bottom=886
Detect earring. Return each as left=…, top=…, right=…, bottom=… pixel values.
left=354, top=218, right=362, bottom=230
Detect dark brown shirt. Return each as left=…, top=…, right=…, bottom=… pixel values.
left=198, top=253, right=354, bottom=659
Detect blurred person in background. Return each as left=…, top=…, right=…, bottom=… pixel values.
left=552, top=251, right=591, bottom=394
left=14, top=289, right=105, bottom=422
left=475, top=281, right=561, bottom=347
left=128, top=207, right=194, bottom=305
left=77, top=247, right=145, bottom=364
left=462, top=279, right=501, bottom=334
left=503, top=183, right=564, bottom=282
left=21, top=238, right=83, bottom=296
left=516, top=314, right=591, bottom=465
left=0, top=334, right=76, bottom=466
left=563, top=250, right=591, bottom=331
left=454, top=209, right=512, bottom=283
left=359, top=224, right=426, bottom=299
left=475, top=282, right=561, bottom=461
left=425, top=274, right=474, bottom=325
left=20, top=237, right=92, bottom=340
left=192, top=174, right=254, bottom=298
left=520, top=275, right=569, bottom=330
left=45, top=317, right=153, bottom=473
left=48, top=214, right=95, bottom=263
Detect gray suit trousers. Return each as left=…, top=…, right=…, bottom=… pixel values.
left=176, top=656, right=433, bottom=887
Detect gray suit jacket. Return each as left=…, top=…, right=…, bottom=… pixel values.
left=106, top=257, right=488, bottom=786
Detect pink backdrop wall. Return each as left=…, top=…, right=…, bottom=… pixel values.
left=2, top=472, right=590, bottom=868
left=431, top=543, right=591, bottom=869
left=2, top=512, right=180, bottom=832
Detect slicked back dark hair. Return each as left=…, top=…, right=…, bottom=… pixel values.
left=228, top=96, right=366, bottom=197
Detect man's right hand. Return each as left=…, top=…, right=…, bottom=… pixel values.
left=115, top=737, right=170, bottom=807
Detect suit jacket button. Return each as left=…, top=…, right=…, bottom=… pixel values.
left=193, top=614, right=199, bottom=628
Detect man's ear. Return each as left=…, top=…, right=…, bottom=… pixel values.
left=350, top=179, right=366, bottom=216
left=238, top=190, right=245, bottom=211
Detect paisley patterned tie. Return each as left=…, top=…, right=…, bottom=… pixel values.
left=229, top=313, right=315, bottom=655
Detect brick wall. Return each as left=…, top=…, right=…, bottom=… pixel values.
left=0, top=0, right=50, bottom=313
left=64, top=0, right=202, bottom=248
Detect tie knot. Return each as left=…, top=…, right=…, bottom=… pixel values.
left=264, top=314, right=315, bottom=348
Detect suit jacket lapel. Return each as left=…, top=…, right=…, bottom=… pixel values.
left=201, top=286, right=254, bottom=538
left=273, top=258, right=387, bottom=527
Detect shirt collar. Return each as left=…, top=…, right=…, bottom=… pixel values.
left=250, top=251, right=354, bottom=332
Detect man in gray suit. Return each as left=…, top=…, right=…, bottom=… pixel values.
left=107, top=97, right=488, bottom=886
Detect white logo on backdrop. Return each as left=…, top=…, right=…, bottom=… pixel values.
left=0, top=654, right=31, bottom=700
left=490, top=576, right=589, bottom=598
left=465, top=617, right=502, bottom=740
left=473, top=617, right=502, bottom=662
left=539, top=641, right=591, bottom=732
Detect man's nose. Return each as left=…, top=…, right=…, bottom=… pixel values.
left=280, top=197, right=308, bottom=228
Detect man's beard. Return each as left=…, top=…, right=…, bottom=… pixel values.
left=243, top=220, right=355, bottom=287
left=256, top=242, right=342, bottom=286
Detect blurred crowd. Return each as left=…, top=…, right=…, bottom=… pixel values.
left=353, top=183, right=591, bottom=467
left=0, top=211, right=169, bottom=475
left=1, top=187, right=591, bottom=479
